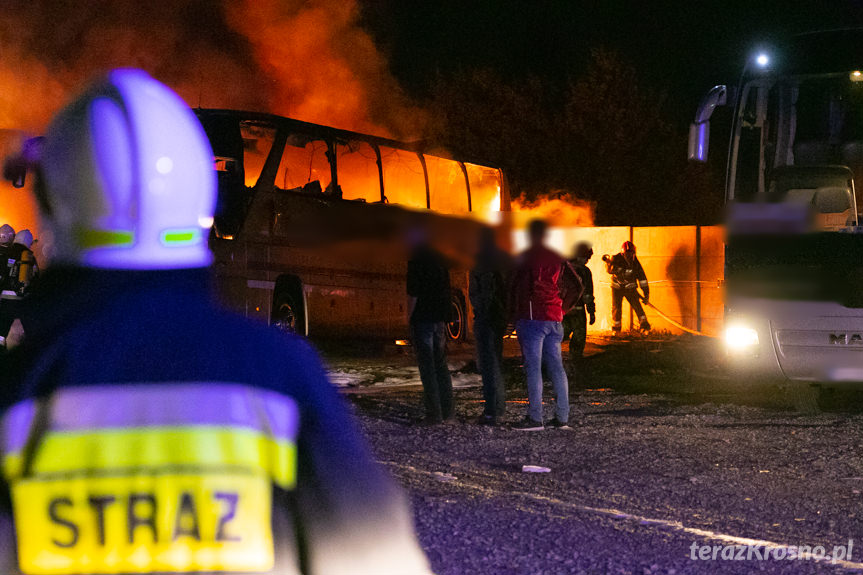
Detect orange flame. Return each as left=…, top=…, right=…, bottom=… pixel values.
left=512, top=191, right=595, bottom=227
left=0, top=1, right=422, bottom=138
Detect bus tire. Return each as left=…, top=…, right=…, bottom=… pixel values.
left=272, top=277, right=306, bottom=336
left=446, top=291, right=466, bottom=342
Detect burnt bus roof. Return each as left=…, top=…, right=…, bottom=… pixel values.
left=194, top=108, right=503, bottom=171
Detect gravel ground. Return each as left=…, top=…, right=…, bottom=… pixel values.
left=325, top=335, right=863, bottom=574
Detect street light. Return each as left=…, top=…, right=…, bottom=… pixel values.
left=755, top=53, right=770, bottom=68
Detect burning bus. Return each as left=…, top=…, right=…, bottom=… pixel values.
left=195, top=109, right=510, bottom=342
left=689, top=30, right=863, bottom=406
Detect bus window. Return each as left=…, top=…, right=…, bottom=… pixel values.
left=380, top=147, right=427, bottom=209
left=337, top=140, right=382, bottom=202
left=240, top=122, right=277, bottom=188
left=466, top=163, right=502, bottom=220
left=425, top=155, right=468, bottom=215
left=277, top=135, right=332, bottom=194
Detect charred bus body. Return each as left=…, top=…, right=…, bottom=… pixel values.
left=195, top=109, right=510, bottom=341
left=690, top=30, right=863, bottom=396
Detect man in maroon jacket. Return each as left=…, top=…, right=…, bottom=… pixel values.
left=509, top=219, right=573, bottom=430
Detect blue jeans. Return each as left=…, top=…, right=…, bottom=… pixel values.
left=474, top=320, right=506, bottom=417
left=412, top=322, right=454, bottom=420
left=516, top=319, right=569, bottom=423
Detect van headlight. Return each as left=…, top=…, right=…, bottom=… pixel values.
left=724, top=325, right=759, bottom=350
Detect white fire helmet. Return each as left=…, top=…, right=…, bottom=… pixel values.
left=13, top=229, right=33, bottom=249
left=0, top=224, right=15, bottom=246
left=38, top=69, right=216, bottom=270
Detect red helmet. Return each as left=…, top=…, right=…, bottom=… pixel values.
left=622, top=241, right=636, bottom=253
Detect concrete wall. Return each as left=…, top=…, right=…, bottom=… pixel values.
left=513, top=225, right=725, bottom=336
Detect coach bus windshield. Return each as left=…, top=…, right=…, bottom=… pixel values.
left=732, top=73, right=863, bottom=220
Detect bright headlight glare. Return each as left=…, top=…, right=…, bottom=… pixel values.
left=725, top=326, right=759, bottom=350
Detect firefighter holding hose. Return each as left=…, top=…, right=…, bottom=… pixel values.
left=603, top=241, right=651, bottom=335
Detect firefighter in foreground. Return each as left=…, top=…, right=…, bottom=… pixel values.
left=603, top=241, right=651, bottom=335
left=0, top=229, right=38, bottom=348
left=0, top=69, right=430, bottom=575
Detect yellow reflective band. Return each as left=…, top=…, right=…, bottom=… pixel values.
left=75, top=229, right=134, bottom=249
left=13, top=472, right=273, bottom=574
left=4, top=452, right=23, bottom=480
left=4, top=427, right=296, bottom=490
left=160, top=228, right=202, bottom=246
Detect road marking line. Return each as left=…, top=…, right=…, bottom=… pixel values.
left=383, top=461, right=863, bottom=569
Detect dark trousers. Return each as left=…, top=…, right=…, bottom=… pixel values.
left=611, top=288, right=647, bottom=332
left=412, top=322, right=453, bottom=420
left=562, top=306, right=587, bottom=359
left=474, top=320, right=506, bottom=417
left=0, top=299, right=23, bottom=342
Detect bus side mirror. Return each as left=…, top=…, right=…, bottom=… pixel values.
left=688, top=85, right=728, bottom=163
left=688, top=122, right=710, bottom=162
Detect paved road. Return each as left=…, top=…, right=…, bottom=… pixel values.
left=331, top=335, right=863, bottom=574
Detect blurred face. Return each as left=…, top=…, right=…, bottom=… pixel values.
left=0, top=230, right=14, bottom=245
left=623, top=248, right=635, bottom=261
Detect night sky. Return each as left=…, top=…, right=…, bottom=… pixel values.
left=362, top=1, right=863, bottom=127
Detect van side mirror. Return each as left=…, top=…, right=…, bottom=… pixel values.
left=688, top=85, right=728, bottom=163
left=688, top=122, right=710, bottom=162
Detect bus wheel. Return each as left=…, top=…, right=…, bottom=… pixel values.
left=273, top=286, right=305, bottom=336
left=446, top=292, right=466, bottom=341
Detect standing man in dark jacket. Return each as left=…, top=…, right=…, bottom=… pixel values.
left=0, top=70, right=431, bottom=575
left=469, top=227, right=510, bottom=424
left=509, top=219, right=571, bottom=431
left=562, top=241, right=595, bottom=360
left=604, top=240, right=651, bottom=334
left=407, top=227, right=454, bottom=424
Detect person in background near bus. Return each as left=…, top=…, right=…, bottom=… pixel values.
left=0, top=224, right=14, bottom=250
left=0, top=69, right=432, bottom=575
left=562, top=241, right=595, bottom=363
left=469, top=227, right=511, bottom=425
left=407, top=225, right=455, bottom=425
left=603, top=240, right=651, bottom=335
left=0, top=224, right=17, bottom=334
left=0, top=224, right=15, bottom=289
left=0, top=229, right=37, bottom=349
left=509, top=219, right=575, bottom=431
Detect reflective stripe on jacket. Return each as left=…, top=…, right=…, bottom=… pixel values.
left=0, top=268, right=432, bottom=575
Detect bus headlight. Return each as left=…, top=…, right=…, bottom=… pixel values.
left=725, top=325, right=759, bottom=351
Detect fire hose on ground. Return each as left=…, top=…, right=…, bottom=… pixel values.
left=596, top=278, right=719, bottom=338
left=638, top=296, right=717, bottom=338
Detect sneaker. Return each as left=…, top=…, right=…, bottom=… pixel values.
left=512, top=417, right=544, bottom=431
left=547, top=418, right=572, bottom=430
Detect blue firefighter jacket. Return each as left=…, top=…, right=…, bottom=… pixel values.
left=0, top=267, right=430, bottom=575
